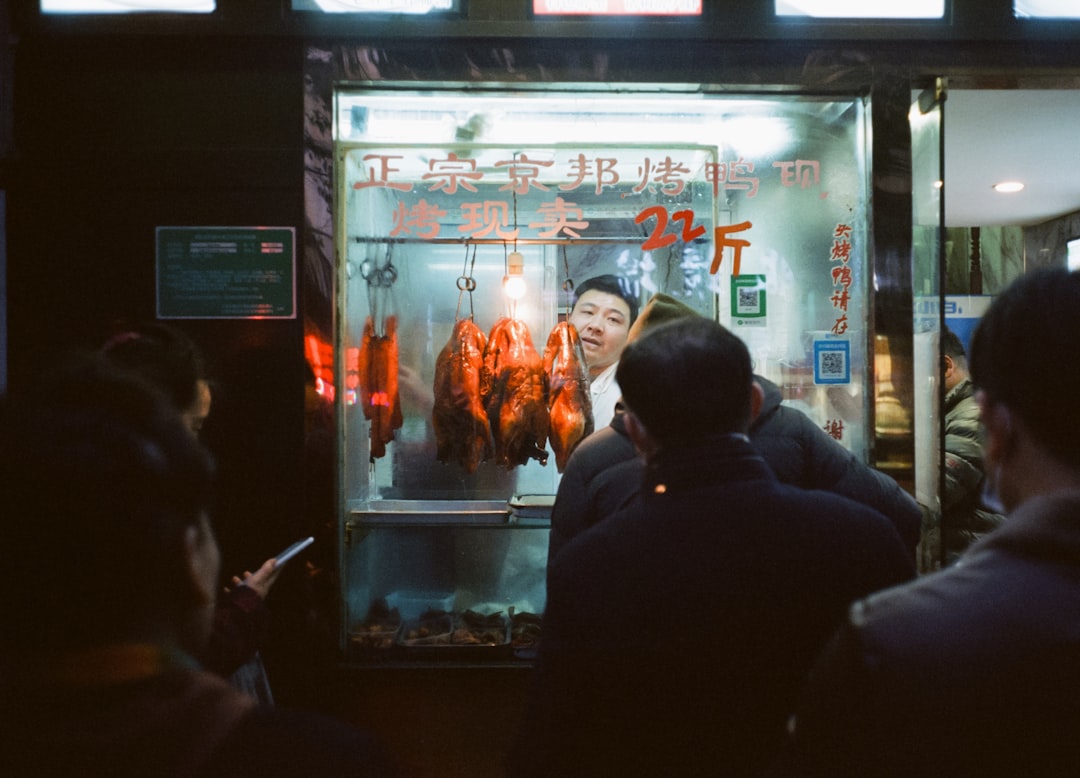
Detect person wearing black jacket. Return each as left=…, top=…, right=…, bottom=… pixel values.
left=547, top=293, right=923, bottom=565
left=514, top=316, right=914, bottom=777
left=773, top=269, right=1080, bottom=777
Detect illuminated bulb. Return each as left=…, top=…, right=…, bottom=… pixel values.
left=503, top=251, right=527, bottom=300
left=503, top=274, right=527, bottom=300
left=993, top=181, right=1024, bottom=193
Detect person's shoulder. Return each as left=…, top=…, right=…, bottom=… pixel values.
left=947, top=391, right=982, bottom=423
left=549, top=498, right=649, bottom=575
left=771, top=484, right=912, bottom=555
left=846, top=559, right=995, bottom=650
left=205, top=706, right=397, bottom=776
left=563, top=423, right=635, bottom=474
left=772, top=480, right=883, bottom=519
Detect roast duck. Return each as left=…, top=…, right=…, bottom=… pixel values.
left=433, top=318, right=494, bottom=474
left=543, top=321, right=594, bottom=472
left=356, top=315, right=403, bottom=460
left=481, top=317, right=550, bottom=469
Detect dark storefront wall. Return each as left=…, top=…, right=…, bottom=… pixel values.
left=7, top=34, right=310, bottom=612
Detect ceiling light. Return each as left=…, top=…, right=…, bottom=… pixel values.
left=993, top=181, right=1025, bottom=193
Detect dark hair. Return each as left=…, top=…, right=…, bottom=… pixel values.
left=969, top=268, right=1080, bottom=467
left=101, top=323, right=208, bottom=414
left=941, top=326, right=967, bottom=363
left=616, top=317, right=753, bottom=446
left=572, top=274, right=640, bottom=325
left=0, top=354, right=215, bottom=652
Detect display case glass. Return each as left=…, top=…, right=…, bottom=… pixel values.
left=333, top=85, right=872, bottom=662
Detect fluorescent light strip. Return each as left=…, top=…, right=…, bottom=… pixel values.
left=1014, top=0, right=1080, bottom=18
left=42, top=0, right=214, bottom=12
left=776, top=0, right=944, bottom=18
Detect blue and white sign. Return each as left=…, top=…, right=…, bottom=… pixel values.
left=813, top=338, right=851, bottom=385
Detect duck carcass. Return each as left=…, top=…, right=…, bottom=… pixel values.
left=543, top=321, right=594, bottom=472
left=356, top=315, right=403, bottom=460
left=433, top=318, right=494, bottom=474
left=482, top=317, right=550, bottom=469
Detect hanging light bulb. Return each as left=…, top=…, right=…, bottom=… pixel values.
left=503, top=250, right=527, bottom=300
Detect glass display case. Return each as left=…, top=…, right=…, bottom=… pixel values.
left=333, top=85, right=874, bottom=663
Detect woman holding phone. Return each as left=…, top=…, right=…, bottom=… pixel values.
left=101, top=322, right=293, bottom=705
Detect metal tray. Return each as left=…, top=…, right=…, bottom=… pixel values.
left=349, top=499, right=511, bottom=525
left=396, top=610, right=513, bottom=659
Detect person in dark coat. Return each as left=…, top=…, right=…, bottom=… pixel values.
left=101, top=322, right=281, bottom=703
left=547, top=293, right=923, bottom=564
left=0, top=355, right=395, bottom=777
left=774, top=269, right=1080, bottom=777
left=514, top=316, right=915, bottom=777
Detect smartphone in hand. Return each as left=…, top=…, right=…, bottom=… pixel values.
left=274, top=536, right=314, bottom=567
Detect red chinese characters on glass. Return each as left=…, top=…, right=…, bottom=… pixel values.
left=828, top=223, right=854, bottom=335
left=421, top=153, right=484, bottom=194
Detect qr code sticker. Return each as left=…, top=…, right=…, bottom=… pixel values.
left=737, top=288, right=760, bottom=315
left=819, top=350, right=846, bottom=378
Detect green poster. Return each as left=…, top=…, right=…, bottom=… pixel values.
left=156, top=226, right=296, bottom=319
left=731, top=274, right=767, bottom=327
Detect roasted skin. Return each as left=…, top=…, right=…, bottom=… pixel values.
left=356, top=315, right=403, bottom=460
left=482, top=317, right=550, bottom=468
left=433, top=318, right=493, bottom=474
left=543, top=321, right=594, bottom=472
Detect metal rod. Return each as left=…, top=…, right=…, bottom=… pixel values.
left=349, top=236, right=707, bottom=246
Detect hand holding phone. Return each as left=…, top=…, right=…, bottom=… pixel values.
left=228, top=537, right=315, bottom=600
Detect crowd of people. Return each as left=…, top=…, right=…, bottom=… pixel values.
left=2, top=268, right=1077, bottom=775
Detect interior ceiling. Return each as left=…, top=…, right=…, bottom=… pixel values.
left=945, top=89, right=1080, bottom=228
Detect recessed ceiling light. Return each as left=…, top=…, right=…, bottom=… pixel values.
left=993, top=181, right=1025, bottom=193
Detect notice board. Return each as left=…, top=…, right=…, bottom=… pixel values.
left=156, top=226, right=296, bottom=319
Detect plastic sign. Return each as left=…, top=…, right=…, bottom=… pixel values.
left=813, top=339, right=851, bottom=385
left=533, top=0, right=701, bottom=16
left=156, top=227, right=296, bottom=320
left=731, top=275, right=768, bottom=328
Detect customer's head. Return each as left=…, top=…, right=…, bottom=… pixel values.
left=102, top=323, right=212, bottom=436
left=969, top=268, right=1080, bottom=486
left=569, top=275, right=639, bottom=378
left=941, top=326, right=969, bottom=391
left=617, top=316, right=755, bottom=451
left=0, top=355, right=219, bottom=656
left=626, top=292, right=702, bottom=344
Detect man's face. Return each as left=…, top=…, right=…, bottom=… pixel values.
left=569, top=290, right=632, bottom=378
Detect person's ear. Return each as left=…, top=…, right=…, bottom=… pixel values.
left=976, top=392, right=1015, bottom=464
left=622, top=409, right=653, bottom=458
left=183, top=516, right=219, bottom=608
left=750, top=380, right=765, bottom=423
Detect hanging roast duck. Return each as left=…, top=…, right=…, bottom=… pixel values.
left=543, top=320, right=594, bottom=472
left=433, top=318, right=494, bottom=474
left=356, top=314, right=403, bottom=461
left=481, top=317, right=550, bottom=469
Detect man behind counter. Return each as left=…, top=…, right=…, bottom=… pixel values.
left=512, top=316, right=914, bottom=777
left=566, top=274, right=639, bottom=429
